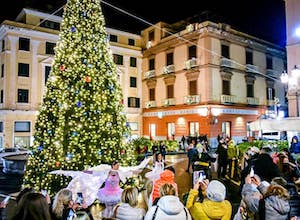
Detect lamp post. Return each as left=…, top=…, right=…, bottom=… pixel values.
left=280, top=65, right=300, bottom=117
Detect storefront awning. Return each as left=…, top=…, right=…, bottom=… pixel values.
left=249, top=117, right=300, bottom=131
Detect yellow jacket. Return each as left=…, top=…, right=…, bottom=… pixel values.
left=186, top=189, right=232, bottom=220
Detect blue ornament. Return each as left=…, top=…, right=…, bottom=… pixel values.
left=70, top=26, right=76, bottom=32
left=83, top=112, right=88, bottom=116
left=98, top=150, right=102, bottom=156
left=82, top=59, right=87, bottom=64
left=76, top=101, right=82, bottom=107
left=75, top=90, right=80, bottom=95
left=38, top=145, right=44, bottom=151
left=88, top=64, right=92, bottom=68
left=94, top=47, right=98, bottom=51
left=82, top=11, right=87, bottom=17
left=126, top=122, right=130, bottom=127
left=48, top=129, right=52, bottom=134
left=66, top=152, right=73, bottom=161
left=72, top=131, right=78, bottom=136
left=109, top=85, right=114, bottom=92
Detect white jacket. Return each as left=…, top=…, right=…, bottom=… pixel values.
left=115, top=203, right=145, bottom=220
left=144, top=195, right=192, bottom=220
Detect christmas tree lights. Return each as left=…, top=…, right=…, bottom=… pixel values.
left=23, top=0, right=136, bottom=195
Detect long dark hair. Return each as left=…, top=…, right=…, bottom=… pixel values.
left=12, top=192, right=52, bottom=220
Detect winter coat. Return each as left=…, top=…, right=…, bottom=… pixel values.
left=257, top=184, right=290, bottom=220
left=114, top=203, right=145, bottom=220
left=186, top=189, right=232, bottom=220
left=152, top=169, right=178, bottom=202
left=290, top=136, right=300, bottom=154
left=144, top=195, right=192, bottom=220
left=227, top=140, right=239, bottom=159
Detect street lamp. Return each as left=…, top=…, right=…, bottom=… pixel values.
left=280, top=65, right=300, bottom=117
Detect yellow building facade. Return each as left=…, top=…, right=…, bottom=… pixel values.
left=0, top=8, right=143, bottom=148
left=141, top=21, right=286, bottom=146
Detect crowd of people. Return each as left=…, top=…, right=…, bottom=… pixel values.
left=1, top=134, right=300, bottom=220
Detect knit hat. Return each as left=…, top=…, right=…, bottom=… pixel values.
left=206, top=180, right=226, bottom=202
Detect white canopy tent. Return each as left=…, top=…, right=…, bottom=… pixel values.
left=249, top=117, right=300, bottom=132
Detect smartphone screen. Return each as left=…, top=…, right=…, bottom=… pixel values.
left=3, top=195, right=10, bottom=204
left=76, top=192, right=83, bottom=205
left=67, top=209, right=75, bottom=220
left=193, top=170, right=206, bottom=185
left=41, top=189, right=47, bottom=197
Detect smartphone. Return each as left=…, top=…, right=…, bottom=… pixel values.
left=41, top=189, right=47, bottom=197
left=3, top=195, right=10, bottom=205
left=76, top=192, right=83, bottom=205
left=193, top=170, right=206, bottom=185
left=250, top=167, right=254, bottom=177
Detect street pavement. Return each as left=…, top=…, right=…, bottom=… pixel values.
left=0, top=153, right=241, bottom=219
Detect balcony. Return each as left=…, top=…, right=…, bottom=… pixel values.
left=245, top=64, right=259, bottom=73
left=185, top=58, right=198, bottom=70
left=162, top=65, right=175, bottom=75
left=246, top=97, right=259, bottom=105
left=144, top=70, right=155, bottom=79
left=266, top=69, right=277, bottom=78
left=220, top=95, right=237, bottom=104
left=162, top=98, right=176, bottom=106
left=184, top=95, right=200, bottom=104
left=145, top=100, right=156, bottom=109
left=220, top=58, right=232, bottom=68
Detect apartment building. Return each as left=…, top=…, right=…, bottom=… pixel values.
left=0, top=8, right=143, bottom=148
left=141, top=21, right=287, bottom=146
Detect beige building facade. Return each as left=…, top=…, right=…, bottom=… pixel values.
left=0, top=8, right=143, bottom=148
left=141, top=21, right=287, bottom=146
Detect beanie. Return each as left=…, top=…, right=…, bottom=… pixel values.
left=206, top=180, right=226, bottom=202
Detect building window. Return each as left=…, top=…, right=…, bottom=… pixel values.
left=113, top=54, right=123, bottom=65
left=167, top=84, right=174, bottom=98
left=167, top=122, right=175, bottom=140
left=128, top=122, right=138, bottom=131
left=128, top=38, right=135, bottom=46
left=149, top=58, right=155, bottom=70
left=45, top=42, right=55, bottom=54
left=188, top=45, right=197, bottom=59
left=14, top=136, right=31, bottom=148
left=266, top=56, right=273, bottom=69
left=45, top=66, right=51, bottom=84
left=0, top=90, right=3, bottom=103
left=1, top=39, right=4, bottom=51
left=1, top=64, right=4, bottom=77
left=149, top=88, right=155, bottom=101
left=189, top=80, right=197, bottom=95
left=189, top=122, right=199, bottom=137
left=166, top=52, right=174, bottom=65
left=246, top=122, right=254, bottom=137
left=19, top=37, right=30, bottom=51
left=148, top=30, right=154, bottom=41
left=221, top=44, right=229, bottom=58
left=222, top=121, right=231, bottom=138
left=14, top=121, right=31, bottom=132
left=130, top=77, right=137, bottom=88
left=18, top=63, right=30, bottom=77
left=127, top=97, right=140, bottom=108
left=266, top=87, right=275, bottom=100
left=40, top=20, right=60, bottom=30
left=246, top=50, right=253, bottom=64
left=130, top=57, right=137, bottom=67
left=222, top=80, right=230, bottom=95
left=110, top=34, right=118, bottom=42
left=247, top=84, right=254, bottom=97
left=0, top=122, right=2, bottom=132
left=17, top=89, right=29, bottom=103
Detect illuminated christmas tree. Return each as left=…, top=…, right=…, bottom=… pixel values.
left=23, top=0, right=135, bottom=194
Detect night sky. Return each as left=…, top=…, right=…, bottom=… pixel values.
left=0, top=0, right=286, bottom=47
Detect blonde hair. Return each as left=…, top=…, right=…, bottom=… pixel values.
left=74, top=211, right=91, bottom=220
left=52, top=188, right=73, bottom=218
left=264, top=184, right=290, bottom=200
left=121, top=186, right=139, bottom=207
left=159, top=183, right=177, bottom=197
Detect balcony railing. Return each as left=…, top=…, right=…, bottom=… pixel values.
left=220, top=95, right=237, bottom=103
left=266, top=69, right=277, bottom=78
left=162, top=65, right=175, bottom=75
left=185, top=58, right=197, bottom=70
left=220, top=58, right=232, bottom=68
left=162, top=98, right=176, bottom=106
left=145, top=100, right=156, bottom=109
left=245, top=64, right=259, bottom=73
left=246, top=97, right=259, bottom=105
left=144, top=70, right=155, bottom=79
left=184, top=95, right=200, bottom=104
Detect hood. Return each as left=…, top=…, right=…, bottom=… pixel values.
left=292, top=136, right=298, bottom=142
left=157, top=195, right=184, bottom=215
left=160, top=169, right=174, bottom=181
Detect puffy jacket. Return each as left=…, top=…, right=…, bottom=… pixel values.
left=144, top=195, right=192, bottom=220
left=186, top=189, right=232, bottom=220
left=152, top=170, right=178, bottom=202
left=114, top=203, right=145, bottom=220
